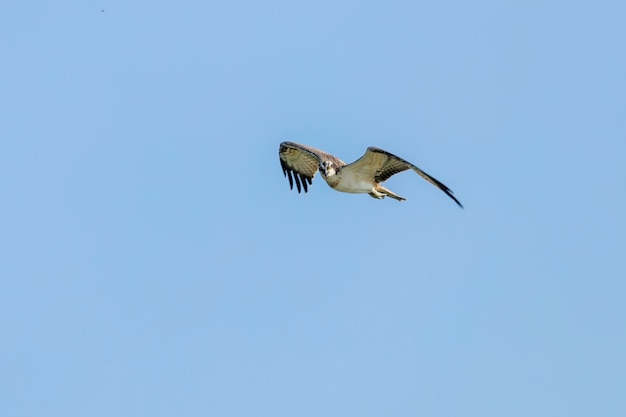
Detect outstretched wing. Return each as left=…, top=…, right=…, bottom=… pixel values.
left=344, top=147, right=463, bottom=208
left=278, top=141, right=343, bottom=193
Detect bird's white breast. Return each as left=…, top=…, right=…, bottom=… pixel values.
left=330, top=172, right=376, bottom=194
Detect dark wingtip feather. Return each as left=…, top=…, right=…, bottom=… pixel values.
left=301, top=174, right=308, bottom=192
left=437, top=180, right=463, bottom=209
left=294, top=172, right=302, bottom=193
left=417, top=168, right=463, bottom=209
left=449, top=193, right=463, bottom=209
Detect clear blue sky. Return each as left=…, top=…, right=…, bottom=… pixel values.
left=2, top=1, right=625, bottom=416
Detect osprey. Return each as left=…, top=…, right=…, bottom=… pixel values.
left=279, top=141, right=463, bottom=208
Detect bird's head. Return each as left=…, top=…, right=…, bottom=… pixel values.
left=319, top=160, right=338, bottom=178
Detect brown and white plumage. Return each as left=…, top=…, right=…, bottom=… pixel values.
left=279, top=141, right=463, bottom=207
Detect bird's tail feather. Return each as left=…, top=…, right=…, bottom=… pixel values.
left=376, top=185, right=406, bottom=201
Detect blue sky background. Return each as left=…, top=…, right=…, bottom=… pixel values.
left=2, top=1, right=625, bottom=416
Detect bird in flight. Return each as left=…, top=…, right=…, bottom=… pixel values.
left=279, top=142, right=463, bottom=207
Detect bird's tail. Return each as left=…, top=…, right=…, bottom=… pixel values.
left=375, top=185, right=406, bottom=201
